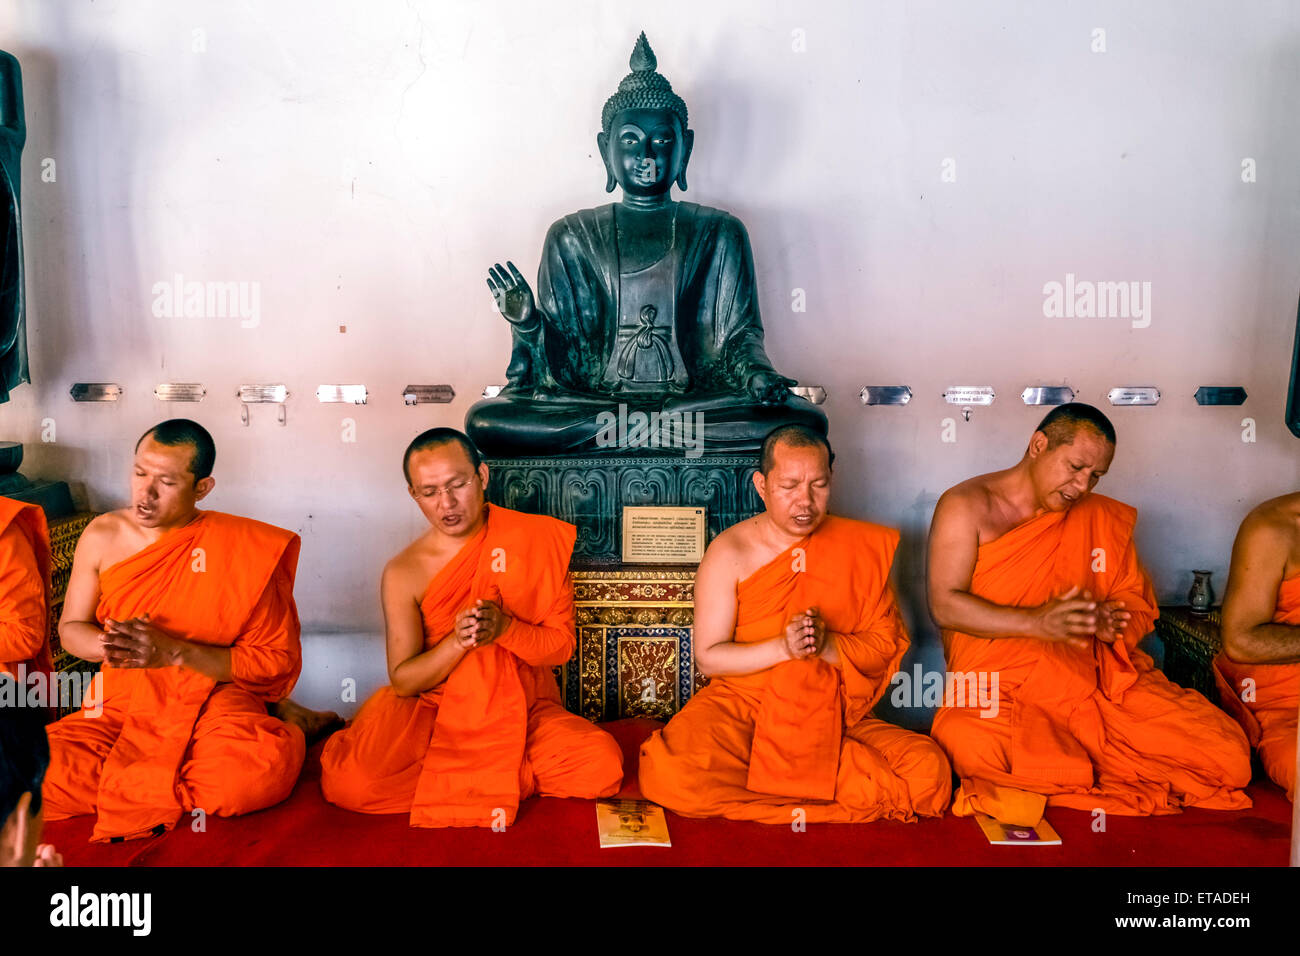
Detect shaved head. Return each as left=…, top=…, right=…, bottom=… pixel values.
left=760, top=424, right=834, bottom=476
left=136, top=419, right=215, bottom=483
left=402, top=428, right=482, bottom=486
left=1034, top=403, right=1115, bottom=450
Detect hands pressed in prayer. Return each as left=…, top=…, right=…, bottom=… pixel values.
left=747, top=370, right=796, bottom=406
left=100, top=614, right=180, bottom=668
left=782, top=607, right=825, bottom=660
left=1033, top=585, right=1098, bottom=651
left=805, top=607, right=828, bottom=656
left=452, top=607, right=481, bottom=649
left=470, top=599, right=511, bottom=644
left=1094, top=600, right=1130, bottom=644
left=454, top=600, right=513, bottom=650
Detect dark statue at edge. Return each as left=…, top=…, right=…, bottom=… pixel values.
left=467, top=32, right=826, bottom=456
left=0, top=51, right=29, bottom=404
left=0, top=52, right=72, bottom=517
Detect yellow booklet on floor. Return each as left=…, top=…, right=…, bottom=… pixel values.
left=976, top=813, right=1062, bottom=846
left=596, top=799, right=672, bottom=848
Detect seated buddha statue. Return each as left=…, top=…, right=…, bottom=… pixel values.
left=466, top=32, right=827, bottom=456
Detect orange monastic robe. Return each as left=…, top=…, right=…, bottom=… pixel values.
left=1214, top=573, right=1300, bottom=800
left=638, top=516, right=952, bottom=824
left=319, top=505, right=623, bottom=828
left=42, top=510, right=306, bottom=842
left=932, top=494, right=1252, bottom=826
left=0, top=496, right=51, bottom=678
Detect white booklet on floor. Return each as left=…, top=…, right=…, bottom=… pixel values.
left=976, top=813, right=1062, bottom=846
left=596, top=799, right=672, bottom=848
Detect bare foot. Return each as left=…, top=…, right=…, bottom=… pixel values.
left=270, top=698, right=345, bottom=745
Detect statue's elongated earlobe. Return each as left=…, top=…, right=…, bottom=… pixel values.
left=597, top=130, right=616, bottom=193
left=676, top=128, right=694, bottom=191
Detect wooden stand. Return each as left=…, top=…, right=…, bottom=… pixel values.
left=559, top=565, right=706, bottom=721
left=47, top=511, right=98, bottom=716
left=1154, top=605, right=1222, bottom=703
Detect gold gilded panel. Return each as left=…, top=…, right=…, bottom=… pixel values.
left=617, top=637, right=679, bottom=720
left=578, top=625, right=605, bottom=721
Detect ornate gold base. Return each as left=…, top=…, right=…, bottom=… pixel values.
left=559, top=565, right=706, bottom=721
left=47, top=512, right=99, bottom=716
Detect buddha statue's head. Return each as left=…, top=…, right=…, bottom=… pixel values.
left=597, top=32, right=694, bottom=198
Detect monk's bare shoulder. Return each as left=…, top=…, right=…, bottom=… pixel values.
left=382, top=534, right=439, bottom=601
left=700, top=517, right=753, bottom=563
left=1240, top=495, right=1300, bottom=534
left=75, top=509, right=139, bottom=571
left=699, top=515, right=764, bottom=582
left=1245, top=492, right=1300, bottom=526
left=938, top=469, right=1031, bottom=545
left=1238, top=493, right=1300, bottom=564
left=932, top=477, right=989, bottom=534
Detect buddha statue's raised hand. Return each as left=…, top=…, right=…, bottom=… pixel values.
left=486, top=260, right=561, bottom=399
left=486, top=261, right=536, bottom=330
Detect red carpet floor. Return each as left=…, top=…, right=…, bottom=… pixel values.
left=43, top=718, right=1294, bottom=866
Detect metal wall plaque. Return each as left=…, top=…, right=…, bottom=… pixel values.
left=239, top=385, right=288, bottom=403
left=1194, top=386, right=1247, bottom=406
left=154, top=383, right=206, bottom=402
left=789, top=385, right=826, bottom=405
left=1022, top=386, right=1075, bottom=406
left=943, top=386, right=995, bottom=406
left=482, top=385, right=504, bottom=398
left=238, top=384, right=289, bottom=426
left=403, top=384, right=456, bottom=405
left=1108, top=387, right=1160, bottom=406
left=70, top=383, right=122, bottom=402
left=860, top=386, right=912, bottom=406
left=316, top=384, right=368, bottom=404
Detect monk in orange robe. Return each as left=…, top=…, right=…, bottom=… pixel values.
left=320, top=428, right=622, bottom=827
left=41, top=419, right=333, bottom=842
left=0, top=495, right=51, bottom=679
left=928, top=403, right=1251, bottom=826
left=639, top=425, right=952, bottom=824
left=1215, top=492, right=1300, bottom=800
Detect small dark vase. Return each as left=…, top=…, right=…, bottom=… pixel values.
left=1188, top=570, right=1215, bottom=615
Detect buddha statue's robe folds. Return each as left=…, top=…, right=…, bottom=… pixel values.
left=468, top=201, right=825, bottom=455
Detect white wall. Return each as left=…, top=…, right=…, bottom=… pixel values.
left=2, top=1, right=1298, bottom=720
